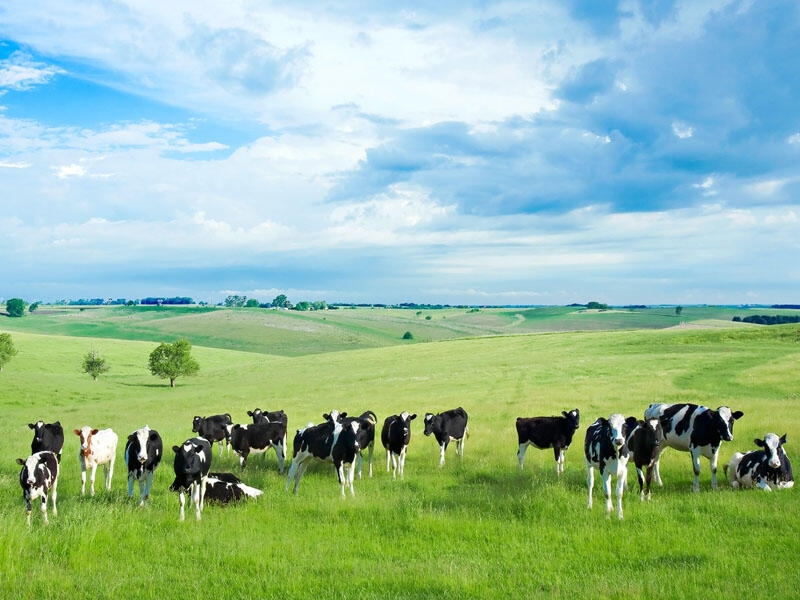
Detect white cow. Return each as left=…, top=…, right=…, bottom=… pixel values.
left=74, top=426, right=118, bottom=496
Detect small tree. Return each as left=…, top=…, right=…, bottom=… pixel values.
left=5, top=298, right=26, bottom=317
left=272, top=294, right=290, bottom=308
left=148, top=338, right=199, bottom=387
left=245, top=298, right=260, bottom=308
left=0, top=333, right=17, bottom=371
left=82, top=350, right=109, bottom=381
left=675, top=306, right=683, bottom=316
left=29, top=302, right=40, bottom=313
left=402, top=331, right=414, bottom=340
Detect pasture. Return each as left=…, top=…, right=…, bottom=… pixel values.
left=0, top=313, right=798, bottom=598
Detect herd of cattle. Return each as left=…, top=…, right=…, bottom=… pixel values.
left=16, top=402, right=793, bottom=524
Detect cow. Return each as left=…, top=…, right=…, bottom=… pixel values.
left=381, top=412, right=417, bottom=479
left=192, top=414, right=233, bottom=456
left=74, top=426, right=118, bottom=496
left=204, top=472, right=263, bottom=504
left=624, top=417, right=664, bottom=500
left=230, top=422, right=286, bottom=472
left=345, top=410, right=377, bottom=479
left=285, top=410, right=361, bottom=497
left=584, top=414, right=631, bottom=519
left=516, top=409, right=580, bottom=475
left=423, top=407, right=469, bottom=467
left=28, top=420, right=64, bottom=463
left=124, top=426, right=163, bottom=506
left=645, top=402, right=744, bottom=492
left=16, top=451, right=59, bottom=526
left=725, top=433, right=794, bottom=491
left=169, top=437, right=212, bottom=521
left=247, top=408, right=288, bottom=457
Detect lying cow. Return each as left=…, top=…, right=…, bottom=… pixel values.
left=204, top=472, right=263, bottom=504
left=725, top=433, right=794, bottom=491
left=624, top=417, right=663, bottom=500
left=285, top=410, right=361, bottom=497
left=516, top=409, right=580, bottom=475
left=192, top=414, right=233, bottom=456
left=17, top=451, right=59, bottom=526
left=230, top=422, right=286, bottom=472
left=584, top=414, right=631, bottom=519
left=170, top=437, right=212, bottom=521
left=381, top=412, right=417, bottom=480
left=125, top=426, right=163, bottom=506
left=645, top=402, right=743, bottom=491
left=29, top=420, right=64, bottom=463
left=423, top=407, right=469, bottom=467
left=74, top=426, right=118, bottom=496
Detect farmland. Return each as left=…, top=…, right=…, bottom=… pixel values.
left=1, top=306, right=798, bottom=598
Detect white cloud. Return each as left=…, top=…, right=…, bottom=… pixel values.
left=54, top=163, right=87, bottom=179
left=0, top=51, right=63, bottom=90
left=671, top=121, right=694, bottom=139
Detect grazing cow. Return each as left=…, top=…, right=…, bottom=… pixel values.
left=516, top=409, right=580, bottom=475
left=725, top=433, right=794, bottom=491
left=230, top=422, right=286, bottom=472
left=204, top=472, right=263, bottom=504
left=381, top=412, right=417, bottom=479
left=248, top=407, right=288, bottom=456
left=645, top=402, right=744, bottom=492
left=285, top=410, right=361, bottom=497
left=345, top=410, right=377, bottom=479
left=17, top=451, right=59, bottom=526
left=423, top=407, right=469, bottom=467
left=624, top=417, right=664, bottom=500
left=28, top=420, right=65, bottom=463
left=74, top=426, right=118, bottom=496
left=124, top=426, right=163, bottom=506
left=192, top=414, right=233, bottom=456
left=170, top=437, right=212, bottom=521
left=584, top=414, right=631, bottom=519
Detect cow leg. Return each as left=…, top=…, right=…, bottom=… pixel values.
left=89, top=463, right=98, bottom=496
left=79, top=464, right=87, bottom=496
left=40, top=492, right=50, bottom=525
left=335, top=463, right=347, bottom=498
left=456, top=436, right=465, bottom=458
left=652, top=448, right=664, bottom=486
left=239, top=450, right=249, bottom=470
left=24, top=495, right=32, bottom=526
left=178, top=490, right=186, bottom=521
left=615, top=467, right=626, bottom=520
left=142, top=471, right=154, bottom=504
left=602, top=470, right=614, bottom=517
left=192, top=482, right=202, bottom=521
left=386, top=449, right=392, bottom=473
left=367, top=444, right=374, bottom=478
left=105, top=458, right=114, bottom=491
left=398, top=448, right=407, bottom=479
left=586, top=463, right=595, bottom=509
left=198, top=477, right=207, bottom=514
left=51, top=478, right=58, bottom=516
left=346, top=462, right=356, bottom=496
left=128, top=472, right=135, bottom=498
left=275, top=442, right=286, bottom=474
left=636, top=465, right=646, bottom=500
left=644, top=463, right=654, bottom=500
left=690, top=448, right=702, bottom=492
left=709, top=448, right=719, bottom=490
left=356, top=452, right=363, bottom=480
left=517, top=443, right=528, bottom=470
left=554, top=446, right=564, bottom=476
left=439, top=442, right=447, bottom=467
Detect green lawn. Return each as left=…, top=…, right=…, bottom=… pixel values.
left=0, top=319, right=798, bottom=598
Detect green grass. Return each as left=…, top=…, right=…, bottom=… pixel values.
left=0, top=319, right=798, bottom=598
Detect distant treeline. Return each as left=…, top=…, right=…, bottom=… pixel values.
left=140, top=297, right=194, bottom=305
left=733, top=315, right=800, bottom=325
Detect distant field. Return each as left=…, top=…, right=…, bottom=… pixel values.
left=0, top=303, right=778, bottom=356
left=1, top=316, right=798, bottom=598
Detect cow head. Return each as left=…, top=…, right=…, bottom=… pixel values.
left=17, top=453, right=49, bottom=486
left=323, top=410, right=346, bottom=423
left=129, top=426, right=154, bottom=464
left=755, top=433, right=786, bottom=469
left=423, top=413, right=438, bottom=436
left=608, top=414, right=627, bottom=448
left=172, top=441, right=207, bottom=475
left=192, top=416, right=204, bottom=433
left=74, top=426, right=99, bottom=457
left=248, top=409, right=263, bottom=423
left=562, top=409, right=580, bottom=430
left=29, top=421, right=46, bottom=444
left=715, top=406, right=744, bottom=442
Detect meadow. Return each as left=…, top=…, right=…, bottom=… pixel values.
left=1, top=307, right=798, bottom=598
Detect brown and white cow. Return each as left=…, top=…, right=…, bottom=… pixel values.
left=74, top=426, right=118, bottom=496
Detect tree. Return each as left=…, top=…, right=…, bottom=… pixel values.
left=245, top=298, right=260, bottom=308
left=402, top=331, right=414, bottom=340
left=272, top=294, right=290, bottom=308
left=5, top=298, right=26, bottom=317
left=29, top=302, right=40, bottom=313
left=82, top=350, right=109, bottom=381
left=148, top=339, right=199, bottom=387
left=224, top=295, right=247, bottom=308
left=0, top=333, right=17, bottom=371
left=675, top=306, right=683, bottom=316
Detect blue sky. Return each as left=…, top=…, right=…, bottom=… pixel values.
left=1, top=1, right=798, bottom=305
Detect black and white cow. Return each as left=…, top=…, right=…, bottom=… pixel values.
left=381, top=412, right=417, bottom=479
left=345, top=410, right=377, bottom=479
left=516, top=409, right=580, bottom=476
left=230, top=422, right=286, bottom=472
left=645, top=402, right=744, bottom=492
left=124, top=426, right=163, bottom=506
left=584, top=414, right=631, bottom=519
left=247, top=407, right=289, bottom=451
left=28, top=420, right=64, bottom=463
left=204, top=472, right=263, bottom=503
left=17, top=451, right=59, bottom=526
left=725, top=433, right=794, bottom=491
left=169, top=437, right=212, bottom=521
left=624, top=417, right=663, bottom=501
left=192, top=414, right=233, bottom=456
left=285, top=410, right=361, bottom=497
left=423, top=407, right=469, bottom=467
left=74, top=426, right=118, bottom=497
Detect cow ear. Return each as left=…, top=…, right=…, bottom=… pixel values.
left=754, top=438, right=765, bottom=447
left=562, top=411, right=569, bottom=418
left=28, top=423, right=35, bottom=429
left=149, top=431, right=160, bottom=441
left=91, top=428, right=99, bottom=435
left=409, top=414, right=417, bottom=420
left=172, top=445, right=180, bottom=453
left=732, top=411, right=744, bottom=420
left=16, top=458, right=25, bottom=465
left=247, top=411, right=254, bottom=416
left=74, top=429, right=82, bottom=436
left=780, top=434, right=787, bottom=445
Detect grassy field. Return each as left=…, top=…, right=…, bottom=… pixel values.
left=0, top=310, right=798, bottom=598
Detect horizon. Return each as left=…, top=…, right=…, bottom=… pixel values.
left=2, top=2, right=799, bottom=306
